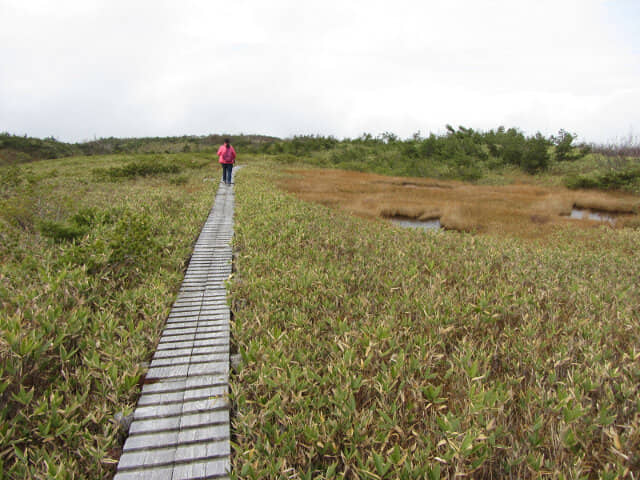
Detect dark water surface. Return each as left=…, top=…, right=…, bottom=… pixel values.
left=570, top=208, right=616, bottom=223
left=391, top=217, right=442, bottom=231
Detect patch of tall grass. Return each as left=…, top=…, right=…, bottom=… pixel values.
left=0, top=152, right=219, bottom=477
left=230, top=162, right=640, bottom=478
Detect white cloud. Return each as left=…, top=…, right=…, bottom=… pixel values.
left=1, top=0, right=639, bottom=142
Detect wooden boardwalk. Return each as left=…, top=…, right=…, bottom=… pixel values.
left=114, top=180, right=235, bottom=480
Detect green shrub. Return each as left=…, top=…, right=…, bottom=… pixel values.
left=308, top=126, right=557, bottom=182
left=454, top=163, right=483, bottom=181
left=39, top=207, right=119, bottom=243
left=564, top=174, right=597, bottom=190
left=564, top=167, right=640, bottom=192
left=521, top=133, right=551, bottom=174
left=499, top=130, right=525, bottom=166
left=169, top=174, right=189, bottom=185
left=553, top=129, right=576, bottom=162
left=268, top=135, right=339, bottom=156
left=0, top=133, right=79, bottom=162
left=275, top=154, right=299, bottom=164
left=0, top=196, right=36, bottom=231
left=1, top=166, right=26, bottom=191
left=109, top=211, right=158, bottom=265
left=93, top=159, right=180, bottom=181
left=71, top=207, right=116, bottom=227
left=39, top=220, right=87, bottom=242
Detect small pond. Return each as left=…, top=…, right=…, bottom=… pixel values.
left=569, top=208, right=616, bottom=223
left=390, top=217, right=442, bottom=231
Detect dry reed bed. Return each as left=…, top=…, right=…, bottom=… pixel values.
left=281, top=169, right=640, bottom=239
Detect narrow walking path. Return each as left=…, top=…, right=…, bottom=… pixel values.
left=114, top=178, right=236, bottom=480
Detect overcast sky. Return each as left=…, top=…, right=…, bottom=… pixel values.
left=1, top=0, right=639, bottom=143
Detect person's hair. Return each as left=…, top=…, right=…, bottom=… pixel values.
left=224, top=138, right=230, bottom=145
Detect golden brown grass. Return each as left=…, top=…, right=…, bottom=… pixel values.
left=280, top=168, right=640, bottom=240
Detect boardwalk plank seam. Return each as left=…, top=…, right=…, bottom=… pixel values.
left=114, top=178, right=235, bottom=480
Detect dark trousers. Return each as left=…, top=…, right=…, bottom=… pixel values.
left=222, top=163, right=233, bottom=184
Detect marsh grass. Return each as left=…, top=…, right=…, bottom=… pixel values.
left=279, top=168, right=640, bottom=240
left=230, top=161, right=640, bottom=478
left=2, top=149, right=639, bottom=478
left=0, top=153, right=219, bottom=477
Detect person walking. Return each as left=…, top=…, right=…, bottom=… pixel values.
left=217, top=138, right=236, bottom=185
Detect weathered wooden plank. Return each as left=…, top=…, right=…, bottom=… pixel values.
left=115, top=176, right=236, bottom=478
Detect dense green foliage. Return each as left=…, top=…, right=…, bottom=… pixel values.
left=548, top=154, right=640, bottom=194
left=230, top=163, right=640, bottom=478
left=260, top=127, right=628, bottom=185
left=564, top=167, right=640, bottom=192
left=262, top=127, right=557, bottom=179
left=93, top=156, right=182, bottom=181
left=76, top=134, right=278, bottom=156
left=552, top=129, right=591, bottom=162
left=0, top=133, right=79, bottom=164
left=266, top=130, right=640, bottom=193
left=0, top=132, right=278, bottom=164
left=4, top=128, right=639, bottom=192
left=0, top=153, right=217, bottom=477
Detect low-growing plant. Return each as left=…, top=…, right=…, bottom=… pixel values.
left=229, top=162, right=640, bottom=478
left=564, top=166, right=640, bottom=193
left=275, top=153, right=300, bottom=164
left=38, top=219, right=88, bottom=242
left=0, top=153, right=216, bottom=478
left=94, top=158, right=180, bottom=181
left=169, top=174, right=189, bottom=185
left=0, top=196, right=37, bottom=232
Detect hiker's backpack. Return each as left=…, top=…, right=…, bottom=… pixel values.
left=223, top=146, right=234, bottom=163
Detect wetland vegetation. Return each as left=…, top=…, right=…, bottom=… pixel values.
left=280, top=168, right=640, bottom=239
left=0, top=152, right=216, bottom=477
left=1, top=130, right=639, bottom=478
left=231, top=161, right=639, bottom=479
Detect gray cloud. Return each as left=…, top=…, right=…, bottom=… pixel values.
left=1, top=0, right=639, bottom=143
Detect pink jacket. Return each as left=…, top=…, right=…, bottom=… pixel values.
left=217, top=144, right=237, bottom=164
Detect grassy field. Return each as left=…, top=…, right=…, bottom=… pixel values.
left=1, top=151, right=639, bottom=479
left=0, top=153, right=217, bottom=477
left=230, top=161, right=639, bottom=478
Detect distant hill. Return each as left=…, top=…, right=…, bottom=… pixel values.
left=0, top=133, right=80, bottom=164
left=0, top=133, right=280, bottom=164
